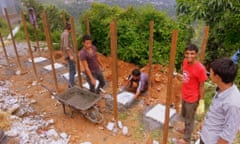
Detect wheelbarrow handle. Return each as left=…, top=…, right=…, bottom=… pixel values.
left=40, top=84, right=57, bottom=96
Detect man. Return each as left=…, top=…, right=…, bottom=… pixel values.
left=121, top=68, right=148, bottom=99
left=177, top=44, right=208, bottom=144
left=61, top=23, right=76, bottom=88
left=200, top=58, right=240, bottom=144
left=79, top=35, right=105, bottom=94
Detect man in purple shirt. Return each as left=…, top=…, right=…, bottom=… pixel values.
left=79, top=35, right=105, bottom=94
left=122, top=69, right=148, bottom=99
left=200, top=58, right=240, bottom=144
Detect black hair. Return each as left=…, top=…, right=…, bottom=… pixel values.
left=185, top=44, right=199, bottom=53
left=82, top=34, right=92, bottom=42
left=132, top=69, right=141, bottom=76
left=64, top=23, right=71, bottom=30
left=210, top=58, right=238, bottom=83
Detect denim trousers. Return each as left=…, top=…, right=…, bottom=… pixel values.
left=68, top=59, right=76, bottom=88
left=181, top=100, right=199, bottom=142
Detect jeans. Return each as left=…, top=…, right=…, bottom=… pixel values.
left=181, top=100, right=199, bottom=142
left=85, top=70, right=105, bottom=94
left=68, top=59, right=76, bottom=88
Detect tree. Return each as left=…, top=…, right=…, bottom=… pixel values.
left=176, top=0, right=240, bottom=65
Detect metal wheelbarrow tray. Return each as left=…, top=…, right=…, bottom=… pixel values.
left=55, top=86, right=104, bottom=123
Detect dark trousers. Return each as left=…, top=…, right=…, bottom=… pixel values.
left=85, top=71, right=105, bottom=94
left=68, top=59, right=76, bottom=88
left=200, top=138, right=205, bottom=144
left=181, top=100, right=199, bottom=142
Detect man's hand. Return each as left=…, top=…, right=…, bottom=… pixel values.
left=91, top=78, right=96, bottom=86
left=69, top=55, right=74, bottom=61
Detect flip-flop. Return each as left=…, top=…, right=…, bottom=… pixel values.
left=175, top=127, right=185, bottom=134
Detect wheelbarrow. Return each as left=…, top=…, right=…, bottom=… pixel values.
left=41, top=85, right=104, bottom=124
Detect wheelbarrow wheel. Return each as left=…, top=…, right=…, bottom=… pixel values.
left=85, top=106, right=104, bottom=124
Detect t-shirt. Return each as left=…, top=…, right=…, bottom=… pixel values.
left=79, top=45, right=100, bottom=73
left=128, top=72, right=148, bottom=92
left=181, top=59, right=207, bottom=103
left=60, top=30, right=73, bottom=59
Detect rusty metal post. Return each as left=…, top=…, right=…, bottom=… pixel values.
left=0, top=33, right=9, bottom=65
left=62, top=11, right=66, bottom=27
left=41, top=12, right=59, bottom=93
left=162, top=30, right=178, bottom=144
left=70, top=17, right=82, bottom=87
left=199, top=26, right=209, bottom=63
left=4, top=8, right=23, bottom=71
left=85, top=15, right=90, bottom=35
left=148, top=21, right=154, bottom=97
left=110, top=20, right=118, bottom=121
left=21, top=11, right=39, bottom=81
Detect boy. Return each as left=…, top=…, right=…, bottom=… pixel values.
left=61, top=23, right=76, bottom=88
left=177, top=44, right=208, bottom=144
left=79, top=35, right=105, bottom=94
left=121, top=69, right=148, bottom=99
left=200, top=58, right=240, bottom=144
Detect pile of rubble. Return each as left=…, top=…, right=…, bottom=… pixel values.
left=0, top=80, right=69, bottom=144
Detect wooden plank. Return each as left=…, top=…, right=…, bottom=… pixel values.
left=21, top=11, right=39, bottom=81
left=162, top=30, right=178, bottom=144
left=110, top=20, right=118, bottom=121
left=0, top=33, right=9, bottom=65
left=4, top=8, right=22, bottom=71
left=199, top=26, right=209, bottom=63
left=41, top=12, right=59, bottom=93
left=148, top=21, right=154, bottom=97
left=85, top=15, right=90, bottom=35
left=70, top=17, right=82, bottom=87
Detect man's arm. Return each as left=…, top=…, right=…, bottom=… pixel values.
left=81, top=60, right=96, bottom=86
left=96, top=54, right=104, bottom=70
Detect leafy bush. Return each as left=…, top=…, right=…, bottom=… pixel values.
left=17, top=0, right=70, bottom=44
left=80, top=3, right=191, bottom=69
left=0, top=17, right=9, bottom=37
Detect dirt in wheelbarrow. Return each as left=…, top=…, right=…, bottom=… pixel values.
left=0, top=44, right=189, bottom=144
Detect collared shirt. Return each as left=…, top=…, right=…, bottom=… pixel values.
left=200, top=84, right=240, bottom=144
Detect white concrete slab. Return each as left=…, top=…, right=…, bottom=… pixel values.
left=117, top=91, right=135, bottom=106
left=61, top=72, right=79, bottom=80
left=28, top=57, right=48, bottom=63
left=43, top=63, right=64, bottom=71
left=145, top=104, right=176, bottom=124
left=82, top=82, right=90, bottom=89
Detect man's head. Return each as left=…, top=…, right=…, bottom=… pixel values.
left=210, top=58, right=238, bottom=84
left=184, top=44, right=198, bottom=64
left=132, top=69, right=141, bottom=80
left=64, top=23, right=71, bottom=31
left=82, top=34, right=92, bottom=49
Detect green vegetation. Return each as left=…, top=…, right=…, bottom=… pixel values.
left=0, top=18, right=9, bottom=37
left=80, top=3, right=191, bottom=68
left=176, top=0, right=240, bottom=63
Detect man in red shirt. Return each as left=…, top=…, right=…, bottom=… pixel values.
left=177, top=44, right=208, bottom=144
